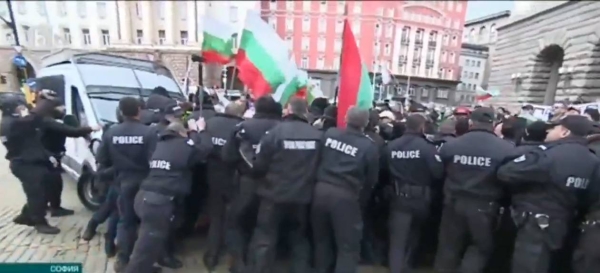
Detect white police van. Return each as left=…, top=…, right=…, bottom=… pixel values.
left=34, top=50, right=186, bottom=210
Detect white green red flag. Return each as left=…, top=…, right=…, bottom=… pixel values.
left=201, top=17, right=237, bottom=64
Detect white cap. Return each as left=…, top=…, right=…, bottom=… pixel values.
left=379, top=110, right=395, bottom=120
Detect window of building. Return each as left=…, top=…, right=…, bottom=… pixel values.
left=449, top=52, right=455, bottom=64
left=387, top=9, right=395, bottom=17
left=319, top=1, right=327, bottom=12
left=441, top=51, right=447, bottom=62
left=353, top=20, right=361, bottom=34
left=135, top=2, right=141, bottom=17
left=302, top=16, right=310, bottom=32
left=158, top=30, right=166, bottom=45
left=58, top=2, right=67, bottom=16
left=36, top=2, right=46, bottom=16
left=268, top=16, right=277, bottom=29
left=136, top=29, right=143, bottom=44
left=285, top=36, right=293, bottom=50
left=101, top=29, right=110, bottom=45
left=384, top=44, right=391, bottom=56
left=335, top=19, right=343, bottom=34
left=374, top=42, right=380, bottom=56
left=269, top=1, right=277, bottom=10
left=376, top=8, right=384, bottom=17
left=490, top=24, right=497, bottom=42
left=286, top=2, right=294, bottom=11
left=303, top=2, right=311, bottom=11
left=353, top=1, right=362, bottom=13
left=319, top=17, right=326, bottom=33
left=286, top=18, right=294, bottom=31
left=337, top=1, right=345, bottom=13
left=451, top=35, right=457, bottom=46
left=5, top=33, right=13, bottom=44
left=385, top=24, right=393, bottom=38
left=82, top=29, right=91, bottom=45
left=447, top=69, right=453, bottom=80
left=77, top=2, right=87, bottom=18
left=318, top=37, right=326, bottom=51
left=178, top=2, right=187, bottom=20
left=437, top=89, right=449, bottom=99
left=229, top=6, right=239, bottom=23
left=469, top=72, right=474, bottom=79
left=443, top=34, right=449, bottom=46
left=301, top=56, right=309, bottom=68
left=334, top=39, right=341, bottom=52
left=97, top=2, right=107, bottom=19
left=180, top=31, right=188, bottom=45
left=334, top=55, right=341, bottom=69
left=374, top=23, right=382, bottom=37
left=317, top=56, right=325, bottom=69
left=63, top=28, right=71, bottom=44
left=475, top=72, right=479, bottom=79
left=477, top=61, right=481, bottom=67
left=302, top=36, right=309, bottom=50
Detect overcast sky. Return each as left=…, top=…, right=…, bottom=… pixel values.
left=466, top=1, right=514, bottom=21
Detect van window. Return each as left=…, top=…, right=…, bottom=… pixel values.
left=71, top=86, right=88, bottom=126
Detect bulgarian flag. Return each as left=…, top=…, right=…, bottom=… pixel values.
left=307, top=84, right=325, bottom=105
left=273, top=59, right=306, bottom=106
left=236, top=11, right=288, bottom=98
left=337, top=19, right=374, bottom=128
left=201, top=17, right=236, bottom=64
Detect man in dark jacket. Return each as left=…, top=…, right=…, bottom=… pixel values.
left=246, top=98, right=322, bottom=273
left=142, top=86, right=174, bottom=125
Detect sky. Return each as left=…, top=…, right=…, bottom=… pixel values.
left=466, top=1, right=515, bottom=21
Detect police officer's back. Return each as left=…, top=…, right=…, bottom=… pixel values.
left=434, top=107, right=515, bottom=273
left=312, top=106, right=379, bottom=273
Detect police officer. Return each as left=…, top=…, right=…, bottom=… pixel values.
left=497, top=115, right=600, bottom=273
left=41, top=103, right=100, bottom=217
left=191, top=90, right=217, bottom=120
left=311, top=106, right=379, bottom=273
left=202, top=102, right=245, bottom=270
left=96, top=97, right=159, bottom=272
left=386, top=114, right=444, bottom=272
left=245, top=98, right=322, bottom=273
left=222, top=95, right=281, bottom=272
left=142, top=86, right=175, bottom=125
left=125, top=120, right=211, bottom=273
left=434, top=107, right=514, bottom=273
left=2, top=92, right=64, bottom=234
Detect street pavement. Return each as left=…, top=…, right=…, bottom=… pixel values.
left=0, top=144, right=398, bottom=273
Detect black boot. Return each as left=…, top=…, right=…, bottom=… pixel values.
left=13, top=214, right=34, bottom=226
left=81, top=220, right=98, bottom=241
left=158, top=255, right=183, bottom=269
left=104, top=234, right=116, bottom=258
left=35, top=223, right=60, bottom=235
left=50, top=207, right=75, bottom=217
left=203, top=252, right=219, bottom=271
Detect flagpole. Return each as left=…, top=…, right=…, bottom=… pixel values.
left=333, top=3, right=349, bottom=105
left=229, top=66, right=237, bottom=90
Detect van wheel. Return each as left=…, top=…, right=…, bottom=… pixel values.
left=77, top=171, right=102, bottom=211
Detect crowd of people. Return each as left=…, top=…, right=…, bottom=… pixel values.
left=2, top=86, right=600, bottom=273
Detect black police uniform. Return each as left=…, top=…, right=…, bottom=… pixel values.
left=574, top=182, right=600, bottom=273
left=96, top=118, right=158, bottom=269
left=498, top=117, right=600, bottom=273
left=202, top=112, right=244, bottom=268
left=385, top=131, right=444, bottom=272
left=434, top=108, right=515, bottom=273
left=3, top=102, right=59, bottom=232
left=40, top=117, right=93, bottom=214
left=222, top=112, right=280, bottom=271
left=246, top=114, right=322, bottom=273
left=125, top=129, right=211, bottom=273
left=311, top=127, right=379, bottom=273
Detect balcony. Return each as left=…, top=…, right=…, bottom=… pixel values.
left=415, top=38, right=423, bottom=45
left=401, top=37, right=409, bottom=45
left=425, top=60, right=434, bottom=67
left=428, top=40, right=436, bottom=48
left=398, top=55, right=407, bottom=63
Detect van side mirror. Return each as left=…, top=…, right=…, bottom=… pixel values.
left=63, top=114, right=80, bottom=127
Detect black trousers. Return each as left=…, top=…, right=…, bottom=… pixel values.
left=116, top=183, right=140, bottom=263
left=388, top=209, right=426, bottom=273
left=311, top=183, right=363, bottom=273
left=10, top=162, right=49, bottom=224
left=573, top=224, right=600, bottom=273
left=206, top=189, right=231, bottom=258
left=246, top=199, right=310, bottom=273
left=125, top=191, right=175, bottom=273
left=45, top=168, right=63, bottom=209
left=511, top=213, right=569, bottom=273
left=228, top=176, right=261, bottom=267
left=434, top=197, right=499, bottom=273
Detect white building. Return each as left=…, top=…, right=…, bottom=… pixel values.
left=0, top=1, right=257, bottom=49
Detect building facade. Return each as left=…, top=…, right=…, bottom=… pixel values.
left=260, top=1, right=466, bottom=104
left=0, top=1, right=256, bottom=92
left=457, top=43, right=488, bottom=104
left=488, top=1, right=600, bottom=106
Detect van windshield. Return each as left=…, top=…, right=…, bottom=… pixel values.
left=86, top=85, right=185, bottom=124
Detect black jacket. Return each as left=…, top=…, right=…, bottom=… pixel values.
left=96, top=120, right=158, bottom=184
left=253, top=115, right=323, bottom=204
left=41, top=118, right=93, bottom=155
left=191, top=104, right=217, bottom=121
left=499, top=137, right=600, bottom=219
left=204, top=113, right=244, bottom=193
left=140, top=130, right=212, bottom=197
left=222, top=113, right=280, bottom=176
left=2, top=113, right=53, bottom=165
left=386, top=132, right=444, bottom=189
left=439, top=129, right=515, bottom=201
left=316, top=127, right=379, bottom=202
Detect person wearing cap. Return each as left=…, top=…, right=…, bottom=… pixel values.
left=385, top=114, right=444, bottom=272
left=95, top=97, right=160, bottom=272
left=141, top=86, right=176, bottom=125
left=190, top=89, right=217, bottom=121
left=497, top=115, right=600, bottom=273
left=221, top=95, right=282, bottom=273
left=311, top=106, right=379, bottom=273
left=125, top=118, right=212, bottom=273
left=201, top=102, right=246, bottom=270
left=434, top=107, right=515, bottom=273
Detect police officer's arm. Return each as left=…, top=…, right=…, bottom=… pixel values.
left=42, top=117, right=93, bottom=138
left=188, top=130, right=213, bottom=164
left=144, top=128, right=159, bottom=160
left=252, top=130, right=278, bottom=178
left=423, top=143, right=444, bottom=180
left=222, top=124, right=243, bottom=164
left=362, top=144, right=381, bottom=205
left=95, top=131, right=113, bottom=168
left=497, top=148, right=552, bottom=184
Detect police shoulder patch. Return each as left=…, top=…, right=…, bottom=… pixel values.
left=435, top=154, right=442, bottom=162
left=538, top=145, right=547, bottom=150
left=364, top=134, right=375, bottom=143
left=513, top=155, right=526, bottom=163
left=187, top=139, right=195, bottom=146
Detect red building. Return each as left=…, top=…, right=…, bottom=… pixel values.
left=261, top=1, right=467, bottom=103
